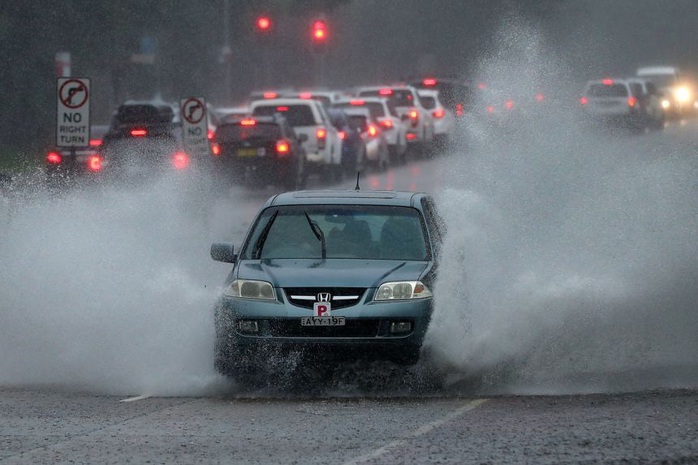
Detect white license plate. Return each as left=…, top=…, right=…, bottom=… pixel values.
left=301, top=316, right=346, bottom=326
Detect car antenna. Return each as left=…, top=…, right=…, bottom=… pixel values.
left=354, top=171, right=361, bottom=191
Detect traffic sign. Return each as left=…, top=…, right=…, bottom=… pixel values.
left=56, top=77, right=90, bottom=147
left=180, top=97, right=210, bottom=158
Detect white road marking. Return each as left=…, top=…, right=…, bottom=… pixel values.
left=343, top=398, right=488, bottom=465
left=119, top=394, right=151, bottom=403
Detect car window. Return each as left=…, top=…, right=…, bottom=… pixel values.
left=587, top=84, right=629, bottom=98
left=243, top=205, right=428, bottom=260
left=216, top=122, right=281, bottom=141
left=419, top=95, right=437, bottom=109
left=347, top=115, right=369, bottom=132
left=252, top=105, right=316, bottom=127
left=114, top=104, right=174, bottom=125
left=334, top=102, right=386, bottom=120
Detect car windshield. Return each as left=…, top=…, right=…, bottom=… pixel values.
left=253, top=105, right=315, bottom=126
left=587, top=84, right=629, bottom=98
left=334, top=102, right=388, bottom=119
left=243, top=205, right=428, bottom=260
left=419, top=95, right=437, bottom=109
left=360, top=89, right=414, bottom=107
left=347, top=115, right=369, bottom=132
left=216, top=122, right=281, bottom=141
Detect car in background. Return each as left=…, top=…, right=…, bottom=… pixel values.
left=327, top=108, right=364, bottom=176
left=332, top=97, right=407, bottom=163
left=45, top=124, right=110, bottom=188
left=210, top=189, right=445, bottom=384
left=211, top=114, right=306, bottom=190
left=410, top=77, right=474, bottom=119
left=282, top=89, right=347, bottom=109
left=579, top=78, right=657, bottom=133
left=416, top=89, right=456, bottom=148
left=636, top=66, right=696, bottom=117
left=626, top=78, right=666, bottom=130
left=250, top=98, right=343, bottom=181
left=213, top=105, right=250, bottom=124
left=355, top=85, right=435, bottom=152
left=342, top=106, right=389, bottom=171
left=97, top=100, right=209, bottom=184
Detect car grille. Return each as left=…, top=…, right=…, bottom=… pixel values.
left=283, top=287, right=366, bottom=310
left=268, top=319, right=381, bottom=338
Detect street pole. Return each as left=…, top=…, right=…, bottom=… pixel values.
left=223, top=0, right=232, bottom=103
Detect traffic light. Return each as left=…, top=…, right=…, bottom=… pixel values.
left=255, top=15, right=272, bottom=34
left=311, top=19, right=329, bottom=52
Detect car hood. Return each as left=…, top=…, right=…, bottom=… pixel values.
left=236, top=259, right=430, bottom=288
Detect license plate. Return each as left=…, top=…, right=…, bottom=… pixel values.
left=237, top=148, right=258, bottom=157
left=301, top=316, right=346, bottom=326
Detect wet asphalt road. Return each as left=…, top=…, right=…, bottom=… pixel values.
left=1, top=388, right=696, bottom=464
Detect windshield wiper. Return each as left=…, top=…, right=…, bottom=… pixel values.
left=304, top=211, right=326, bottom=260
left=252, top=210, right=279, bottom=259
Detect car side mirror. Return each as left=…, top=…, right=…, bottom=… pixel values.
left=210, top=242, right=237, bottom=263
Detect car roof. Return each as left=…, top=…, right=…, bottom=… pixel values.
left=637, top=66, right=679, bottom=76
left=250, top=97, right=322, bottom=107
left=263, top=189, right=430, bottom=208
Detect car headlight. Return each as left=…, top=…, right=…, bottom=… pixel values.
left=374, top=281, right=432, bottom=301
left=674, top=86, right=692, bottom=103
left=223, top=279, right=276, bottom=300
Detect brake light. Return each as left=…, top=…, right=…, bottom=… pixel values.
left=276, top=139, right=290, bottom=155
left=207, top=129, right=215, bottom=140
left=338, top=131, right=346, bottom=140
left=455, top=103, right=464, bottom=117
left=478, top=83, right=487, bottom=90
left=409, top=109, right=418, bottom=119
left=422, top=78, right=437, bottom=87
left=379, top=88, right=393, bottom=96
left=627, top=96, right=637, bottom=108
left=379, top=119, right=393, bottom=129
left=276, top=106, right=289, bottom=112
left=368, top=124, right=378, bottom=137
left=172, top=151, right=190, bottom=170
left=263, top=91, right=278, bottom=99
left=89, top=138, right=103, bottom=147
left=487, top=106, right=495, bottom=113
left=211, top=142, right=221, bottom=156
left=579, top=96, right=588, bottom=105
left=535, top=93, right=545, bottom=102
left=240, top=118, right=256, bottom=126
left=316, top=127, right=327, bottom=149
left=406, top=133, right=417, bottom=141
left=602, top=78, right=614, bottom=86
left=505, top=100, right=515, bottom=110
left=350, top=99, right=365, bottom=106
left=432, top=109, right=445, bottom=119
left=46, top=151, right=62, bottom=164
left=130, top=128, right=147, bottom=137
left=87, top=155, right=102, bottom=172
left=299, top=92, right=312, bottom=99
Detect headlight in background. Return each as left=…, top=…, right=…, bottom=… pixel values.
left=374, top=281, right=433, bottom=301
left=674, top=85, right=693, bottom=104
left=223, top=279, right=276, bottom=300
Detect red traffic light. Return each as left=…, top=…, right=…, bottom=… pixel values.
left=312, top=19, right=328, bottom=42
left=256, top=16, right=272, bottom=32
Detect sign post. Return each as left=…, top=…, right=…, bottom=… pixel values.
left=56, top=77, right=91, bottom=148
left=180, top=97, right=210, bottom=159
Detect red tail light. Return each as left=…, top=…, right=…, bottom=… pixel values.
left=487, top=106, right=495, bottom=113
left=627, top=96, right=637, bottom=108
left=130, top=128, right=147, bottom=137
left=207, top=129, right=215, bottom=140
left=263, top=91, right=278, bottom=99
left=338, top=131, right=346, bottom=140
left=422, top=78, right=437, bottom=87
left=406, top=133, right=418, bottom=141
left=579, top=96, right=588, bottom=105
left=240, top=118, right=256, bottom=126
left=298, top=92, right=312, bottom=99
left=46, top=151, right=62, bottom=164
left=535, top=93, right=545, bottom=102
left=276, top=106, right=289, bottom=112
left=172, top=152, right=190, bottom=170
left=379, top=88, right=393, bottom=96
left=316, top=127, right=327, bottom=149
left=368, top=124, right=378, bottom=137
left=89, top=138, right=103, bottom=147
left=408, top=109, right=419, bottom=128
left=211, top=143, right=221, bottom=156
left=87, top=155, right=102, bottom=172
left=455, top=103, right=464, bottom=117
left=432, top=109, right=445, bottom=119
left=602, top=78, right=614, bottom=86
left=276, top=139, right=290, bottom=155
left=350, top=99, right=365, bottom=106
left=379, top=119, right=393, bottom=129
left=505, top=100, right=515, bottom=110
